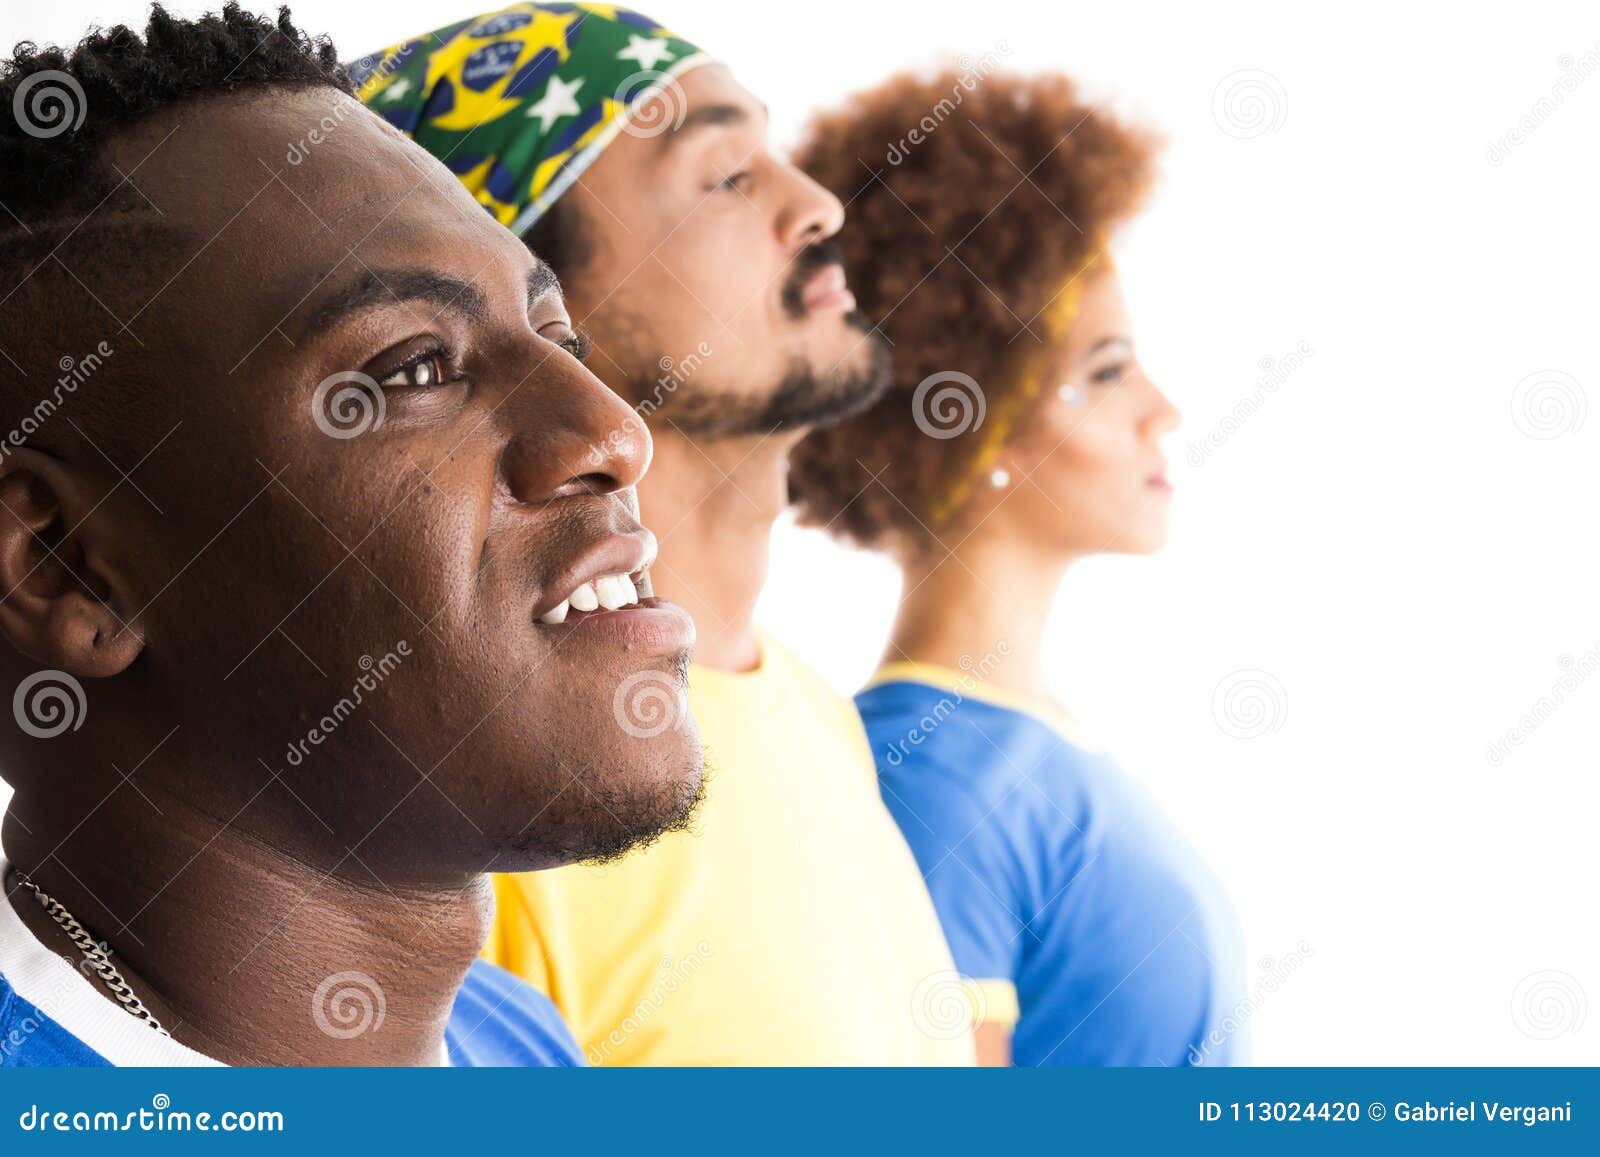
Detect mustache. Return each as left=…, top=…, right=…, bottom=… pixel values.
left=780, top=239, right=847, bottom=320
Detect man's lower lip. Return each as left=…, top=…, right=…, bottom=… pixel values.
left=803, top=286, right=856, bottom=314
left=535, top=596, right=695, bottom=651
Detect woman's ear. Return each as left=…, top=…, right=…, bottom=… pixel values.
left=0, top=448, right=145, bottom=678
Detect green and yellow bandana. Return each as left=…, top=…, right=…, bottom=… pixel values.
left=351, top=3, right=709, bottom=235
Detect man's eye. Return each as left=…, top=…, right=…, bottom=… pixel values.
left=379, top=352, right=447, bottom=389
left=541, top=324, right=590, bottom=361
left=714, top=170, right=752, bottom=192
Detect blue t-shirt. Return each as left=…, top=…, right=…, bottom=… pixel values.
left=0, top=868, right=583, bottom=1068
left=858, top=667, right=1247, bottom=1067
left=446, top=959, right=584, bottom=1067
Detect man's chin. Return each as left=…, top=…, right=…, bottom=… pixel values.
left=795, top=317, right=893, bottom=430
left=809, top=307, right=882, bottom=366
left=486, top=747, right=707, bottom=873
left=573, top=749, right=707, bottom=867
left=631, top=318, right=890, bottom=439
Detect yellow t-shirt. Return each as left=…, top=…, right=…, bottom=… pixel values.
left=483, top=633, right=976, bottom=1065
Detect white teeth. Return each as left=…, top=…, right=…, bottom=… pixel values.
left=595, top=574, right=631, bottom=611
left=568, top=582, right=599, bottom=612
left=547, top=572, right=641, bottom=622
left=638, top=531, right=658, bottom=572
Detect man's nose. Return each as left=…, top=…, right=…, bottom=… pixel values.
left=499, top=353, right=651, bottom=503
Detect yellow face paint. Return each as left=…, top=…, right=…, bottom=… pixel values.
left=925, top=250, right=1106, bottom=530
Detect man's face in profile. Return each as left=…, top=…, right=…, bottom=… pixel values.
left=38, top=87, right=704, bottom=872
left=550, top=63, right=890, bottom=438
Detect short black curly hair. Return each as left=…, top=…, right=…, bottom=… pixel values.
left=786, top=69, right=1158, bottom=552
left=0, top=4, right=351, bottom=451
left=1, top=4, right=348, bottom=223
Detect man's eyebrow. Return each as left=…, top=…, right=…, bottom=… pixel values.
left=661, top=101, right=767, bottom=147
left=304, top=269, right=489, bottom=336
left=526, top=260, right=559, bottom=308
left=302, top=261, right=560, bottom=337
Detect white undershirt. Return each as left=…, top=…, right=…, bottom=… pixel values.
left=0, top=854, right=450, bottom=1067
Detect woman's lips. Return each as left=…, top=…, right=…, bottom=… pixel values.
left=800, top=264, right=856, bottom=314
left=1147, top=472, right=1173, bottom=493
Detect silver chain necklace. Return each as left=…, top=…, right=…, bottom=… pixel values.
left=12, top=870, right=170, bottom=1037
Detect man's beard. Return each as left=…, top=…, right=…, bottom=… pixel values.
left=630, top=240, right=892, bottom=440
left=520, top=752, right=707, bottom=868
left=650, top=320, right=890, bottom=439
left=501, top=651, right=707, bottom=868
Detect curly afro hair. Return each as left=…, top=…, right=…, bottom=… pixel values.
left=786, top=68, right=1159, bottom=552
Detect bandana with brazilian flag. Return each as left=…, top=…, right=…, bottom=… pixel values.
left=350, top=4, right=710, bottom=236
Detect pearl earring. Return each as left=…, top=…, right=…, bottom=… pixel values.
left=989, top=468, right=1011, bottom=489
left=1058, top=384, right=1086, bottom=406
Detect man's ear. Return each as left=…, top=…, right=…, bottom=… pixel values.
left=0, top=448, right=145, bottom=678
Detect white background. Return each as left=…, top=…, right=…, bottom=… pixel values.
left=4, top=1, right=1598, bottom=1064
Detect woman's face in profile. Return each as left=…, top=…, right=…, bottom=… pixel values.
left=999, top=268, right=1181, bottom=556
